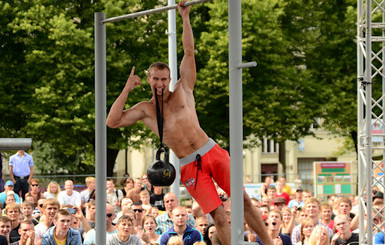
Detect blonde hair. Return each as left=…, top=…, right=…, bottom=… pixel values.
left=47, top=181, right=61, bottom=199
left=308, top=226, right=330, bottom=245
left=167, top=236, right=184, bottom=245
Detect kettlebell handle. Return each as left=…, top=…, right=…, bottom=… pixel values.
left=156, top=146, right=169, bottom=162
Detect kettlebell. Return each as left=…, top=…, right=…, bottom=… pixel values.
left=147, top=146, right=176, bottom=186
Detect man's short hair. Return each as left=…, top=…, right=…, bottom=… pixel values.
left=43, top=199, right=60, bottom=209
left=0, top=216, right=11, bottom=224
left=21, top=201, right=35, bottom=209
left=117, top=215, right=133, bottom=225
left=54, top=209, right=71, bottom=220
left=305, top=197, right=320, bottom=209
left=338, top=197, right=352, bottom=207
left=269, top=209, right=283, bottom=220
left=85, top=177, right=95, bottom=185
left=140, top=190, right=150, bottom=197
left=5, top=203, right=21, bottom=214
left=267, top=186, right=276, bottom=191
left=321, top=203, right=332, bottom=210
left=334, top=214, right=351, bottom=223
left=20, top=220, right=34, bottom=227
left=148, top=62, right=170, bottom=76
left=88, top=200, right=96, bottom=208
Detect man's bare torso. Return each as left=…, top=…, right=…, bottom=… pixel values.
left=139, top=82, right=209, bottom=159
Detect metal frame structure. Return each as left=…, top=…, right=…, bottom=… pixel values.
left=358, top=0, right=385, bottom=243
left=95, top=0, right=257, bottom=243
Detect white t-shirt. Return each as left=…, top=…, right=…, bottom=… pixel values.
left=57, top=190, right=82, bottom=206
left=34, top=223, right=49, bottom=243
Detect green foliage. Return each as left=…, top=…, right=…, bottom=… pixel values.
left=0, top=0, right=358, bottom=174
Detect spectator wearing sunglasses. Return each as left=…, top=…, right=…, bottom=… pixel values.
left=27, top=178, right=42, bottom=205
left=131, top=203, right=144, bottom=231
left=83, top=203, right=118, bottom=245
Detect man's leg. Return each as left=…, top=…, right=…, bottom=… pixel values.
left=243, top=190, right=273, bottom=245
left=210, top=205, right=230, bottom=245
left=21, top=179, right=29, bottom=200
left=13, top=178, right=21, bottom=197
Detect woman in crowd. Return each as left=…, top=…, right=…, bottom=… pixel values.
left=308, top=226, right=329, bottom=245
left=203, top=224, right=216, bottom=245
left=121, top=177, right=134, bottom=197
left=296, top=218, right=316, bottom=245
left=27, top=178, right=42, bottom=204
left=281, top=206, right=296, bottom=236
left=140, top=214, right=160, bottom=244
left=43, top=181, right=61, bottom=199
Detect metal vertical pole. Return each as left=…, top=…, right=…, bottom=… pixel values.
left=94, top=12, right=107, bottom=245
left=365, top=0, right=373, bottom=242
left=229, top=0, right=244, bottom=244
left=168, top=0, right=180, bottom=199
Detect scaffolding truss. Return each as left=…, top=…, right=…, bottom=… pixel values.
left=358, top=0, right=385, bottom=243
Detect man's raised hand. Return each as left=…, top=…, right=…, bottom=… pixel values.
left=125, top=66, right=142, bottom=92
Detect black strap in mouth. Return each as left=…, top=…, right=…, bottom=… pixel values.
left=155, top=89, right=164, bottom=148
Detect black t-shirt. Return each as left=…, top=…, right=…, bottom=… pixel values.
left=0, top=235, right=7, bottom=245
left=9, top=224, right=20, bottom=243
left=334, top=233, right=359, bottom=245
left=150, top=193, right=165, bottom=211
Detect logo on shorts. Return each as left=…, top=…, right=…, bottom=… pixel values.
left=185, top=178, right=195, bottom=188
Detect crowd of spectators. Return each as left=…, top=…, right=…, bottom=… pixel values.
left=0, top=151, right=379, bottom=244
left=0, top=172, right=378, bottom=245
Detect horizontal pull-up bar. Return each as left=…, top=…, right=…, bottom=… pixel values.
left=102, top=0, right=212, bottom=24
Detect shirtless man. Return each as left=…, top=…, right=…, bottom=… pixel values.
left=106, top=1, right=272, bottom=244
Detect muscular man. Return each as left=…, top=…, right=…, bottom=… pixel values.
left=106, top=1, right=272, bottom=244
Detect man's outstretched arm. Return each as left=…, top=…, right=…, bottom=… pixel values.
left=178, top=0, right=196, bottom=91
left=106, top=66, right=144, bottom=128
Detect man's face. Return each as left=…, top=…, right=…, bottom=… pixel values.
left=321, top=207, right=332, bottom=220
left=196, top=218, right=209, bottom=235
left=7, top=208, right=20, bottom=221
left=172, top=208, right=188, bottom=227
left=5, top=185, right=13, bottom=193
left=334, top=216, right=350, bottom=234
left=88, top=181, right=96, bottom=190
left=164, top=194, right=178, bottom=212
left=260, top=207, right=269, bottom=217
left=295, top=191, right=303, bottom=200
left=22, top=206, right=33, bottom=216
left=305, top=202, right=320, bottom=219
left=54, top=214, right=71, bottom=234
left=45, top=204, right=59, bottom=221
left=106, top=205, right=115, bottom=227
left=338, top=202, right=351, bottom=215
left=147, top=68, right=171, bottom=96
left=117, top=220, right=133, bottom=236
left=134, top=179, right=143, bottom=190
left=0, top=221, right=11, bottom=237
left=261, top=197, right=271, bottom=206
left=267, top=189, right=276, bottom=198
left=140, top=194, right=150, bottom=205
left=65, top=181, right=74, bottom=193
left=106, top=180, right=115, bottom=191
left=267, top=212, right=282, bottom=231
left=87, top=205, right=96, bottom=216
left=303, top=192, right=312, bottom=201
left=19, top=223, right=34, bottom=240
left=131, top=205, right=143, bottom=220
left=276, top=182, right=283, bottom=191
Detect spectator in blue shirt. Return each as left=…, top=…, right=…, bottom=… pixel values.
left=9, top=150, right=34, bottom=200
left=159, top=206, right=202, bottom=245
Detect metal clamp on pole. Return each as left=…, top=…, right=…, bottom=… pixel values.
left=237, top=61, right=257, bottom=69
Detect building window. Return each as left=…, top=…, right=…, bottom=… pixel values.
left=262, top=138, right=278, bottom=153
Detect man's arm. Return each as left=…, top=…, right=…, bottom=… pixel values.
left=28, top=166, right=33, bottom=184
left=9, top=166, right=16, bottom=184
left=106, top=66, right=144, bottom=128
left=178, top=0, right=196, bottom=91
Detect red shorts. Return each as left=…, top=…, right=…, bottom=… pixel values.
left=180, top=139, right=230, bottom=214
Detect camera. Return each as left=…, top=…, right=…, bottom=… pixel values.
left=67, top=208, right=76, bottom=215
